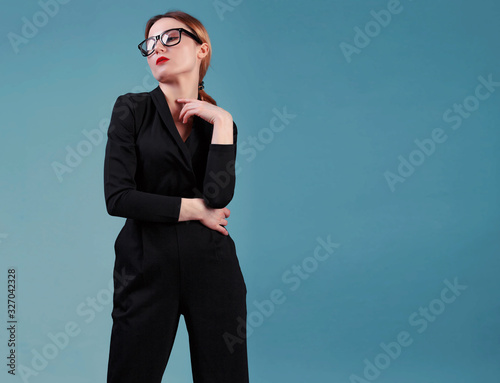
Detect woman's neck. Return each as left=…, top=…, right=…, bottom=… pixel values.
left=158, top=79, right=198, bottom=120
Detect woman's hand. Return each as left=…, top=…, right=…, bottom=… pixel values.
left=176, top=98, right=234, bottom=144
left=176, top=98, right=232, bottom=126
left=179, top=198, right=230, bottom=235
left=199, top=203, right=231, bottom=235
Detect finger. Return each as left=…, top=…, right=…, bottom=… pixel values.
left=178, top=103, right=193, bottom=121
left=179, top=105, right=194, bottom=122
left=180, top=104, right=199, bottom=122
left=182, top=110, right=195, bottom=124
left=214, top=225, right=224, bottom=235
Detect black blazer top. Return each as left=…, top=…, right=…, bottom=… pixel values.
left=103, top=85, right=237, bottom=223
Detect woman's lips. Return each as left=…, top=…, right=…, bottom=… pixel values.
left=156, top=57, right=169, bottom=65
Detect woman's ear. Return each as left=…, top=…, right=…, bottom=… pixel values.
left=197, top=43, right=210, bottom=60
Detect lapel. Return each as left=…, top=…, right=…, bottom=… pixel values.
left=150, top=85, right=193, bottom=168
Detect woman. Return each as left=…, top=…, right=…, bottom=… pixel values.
left=104, top=10, right=249, bottom=383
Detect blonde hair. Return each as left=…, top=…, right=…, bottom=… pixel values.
left=144, top=10, right=217, bottom=105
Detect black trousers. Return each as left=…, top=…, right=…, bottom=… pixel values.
left=106, top=220, right=249, bottom=382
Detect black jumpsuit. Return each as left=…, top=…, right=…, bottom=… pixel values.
left=103, top=85, right=249, bottom=383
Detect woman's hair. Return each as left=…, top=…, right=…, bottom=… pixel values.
left=144, top=10, right=217, bottom=106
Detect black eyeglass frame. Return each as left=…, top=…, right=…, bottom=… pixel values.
left=138, top=27, right=203, bottom=57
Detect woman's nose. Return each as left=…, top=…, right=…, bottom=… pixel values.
left=154, top=39, right=167, bottom=54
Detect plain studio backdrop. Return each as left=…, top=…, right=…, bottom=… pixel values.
left=1, top=0, right=499, bottom=382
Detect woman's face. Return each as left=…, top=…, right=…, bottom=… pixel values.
left=146, top=18, right=204, bottom=84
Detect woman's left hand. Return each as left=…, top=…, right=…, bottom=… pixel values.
left=176, top=98, right=232, bottom=125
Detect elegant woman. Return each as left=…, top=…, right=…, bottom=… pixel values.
left=104, top=10, right=249, bottom=383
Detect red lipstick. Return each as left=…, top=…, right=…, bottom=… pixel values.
left=156, top=56, right=169, bottom=65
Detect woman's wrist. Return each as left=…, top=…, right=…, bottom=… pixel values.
left=179, top=198, right=205, bottom=221
left=211, top=114, right=233, bottom=144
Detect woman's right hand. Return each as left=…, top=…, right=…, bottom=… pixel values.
left=179, top=198, right=231, bottom=235
left=199, top=202, right=231, bottom=235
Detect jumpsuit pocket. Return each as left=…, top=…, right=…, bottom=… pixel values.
left=114, top=220, right=145, bottom=277
left=112, top=220, right=146, bottom=315
left=212, top=231, right=247, bottom=294
left=212, top=230, right=234, bottom=260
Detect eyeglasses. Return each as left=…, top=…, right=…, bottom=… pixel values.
left=138, top=27, right=202, bottom=57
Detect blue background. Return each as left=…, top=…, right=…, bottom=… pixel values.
left=1, top=0, right=499, bottom=382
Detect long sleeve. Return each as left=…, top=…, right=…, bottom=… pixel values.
left=103, top=95, right=181, bottom=222
left=202, top=121, right=238, bottom=208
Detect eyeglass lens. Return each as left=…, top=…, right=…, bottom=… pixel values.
left=144, top=29, right=181, bottom=53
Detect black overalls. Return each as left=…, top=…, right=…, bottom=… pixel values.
left=103, top=86, right=249, bottom=383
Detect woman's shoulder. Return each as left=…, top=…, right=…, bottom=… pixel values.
left=113, top=90, right=154, bottom=114
left=117, top=89, right=153, bottom=104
